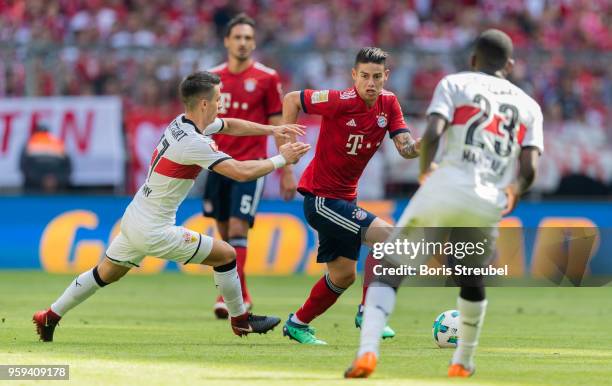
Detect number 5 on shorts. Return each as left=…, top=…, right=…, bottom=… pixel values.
left=240, top=195, right=253, bottom=215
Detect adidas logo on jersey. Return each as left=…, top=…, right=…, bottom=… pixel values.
left=346, top=119, right=357, bottom=127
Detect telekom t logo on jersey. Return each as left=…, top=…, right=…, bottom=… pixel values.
left=346, top=134, right=364, bottom=155
left=219, top=92, right=249, bottom=114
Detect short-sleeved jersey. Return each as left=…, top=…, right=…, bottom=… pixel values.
left=426, top=71, right=544, bottom=204
left=125, top=114, right=231, bottom=229
left=209, top=61, right=283, bottom=160
left=298, top=87, right=409, bottom=201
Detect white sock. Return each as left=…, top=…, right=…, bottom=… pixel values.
left=452, top=297, right=488, bottom=369
left=290, top=314, right=307, bottom=325
left=357, top=283, right=396, bottom=358
left=50, top=268, right=106, bottom=316
left=213, top=266, right=246, bottom=317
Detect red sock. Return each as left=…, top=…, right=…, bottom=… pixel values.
left=233, top=245, right=250, bottom=303
left=361, top=252, right=377, bottom=306
left=47, top=308, right=62, bottom=323
left=295, top=274, right=345, bottom=324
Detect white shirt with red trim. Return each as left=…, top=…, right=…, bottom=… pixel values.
left=124, top=114, right=231, bottom=230
left=426, top=71, right=543, bottom=205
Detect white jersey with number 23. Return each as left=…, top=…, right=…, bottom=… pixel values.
left=426, top=71, right=544, bottom=208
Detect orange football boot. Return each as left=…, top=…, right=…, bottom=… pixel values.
left=344, top=352, right=377, bottom=378
left=448, top=363, right=474, bottom=377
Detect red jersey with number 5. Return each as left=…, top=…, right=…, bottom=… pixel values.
left=298, top=87, right=409, bottom=201
left=209, top=61, right=283, bottom=160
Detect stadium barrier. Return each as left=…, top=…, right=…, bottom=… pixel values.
left=0, top=97, right=124, bottom=188
left=3, top=97, right=610, bottom=195
left=0, top=197, right=610, bottom=277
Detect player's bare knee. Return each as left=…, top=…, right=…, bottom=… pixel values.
left=345, top=271, right=357, bottom=287
left=341, top=274, right=356, bottom=288
left=222, top=244, right=237, bottom=264
left=204, top=240, right=236, bottom=267
left=330, top=270, right=356, bottom=288
left=98, top=258, right=130, bottom=284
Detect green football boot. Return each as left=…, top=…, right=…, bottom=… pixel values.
left=355, top=305, right=396, bottom=339
left=282, top=314, right=327, bottom=345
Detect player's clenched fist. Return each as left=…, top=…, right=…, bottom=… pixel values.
left=279, top=142, right=311, bottom=164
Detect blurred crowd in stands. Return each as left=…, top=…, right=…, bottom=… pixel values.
left=0, top=0, right=610, bottom=125
left=1, top=0, right=611, bottom=195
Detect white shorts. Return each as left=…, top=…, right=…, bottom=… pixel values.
left=389, top=169, right=502, bottom=266
left=105, top=220, right=214, bottom=268
left=398, top=168, right=503, bottom=228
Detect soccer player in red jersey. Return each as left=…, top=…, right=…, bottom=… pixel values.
left=203, top=14, right=297, bottom=318
left=281, top=47, right=421, bottom=344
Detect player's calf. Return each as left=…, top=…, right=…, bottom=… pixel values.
left=203, top=239, right=281, bottom=335
left=201, top=239, right=238, bottom=319
left=354, top=305, right=396, bottom=339
left=203, top=240, right=237, bottom=267
left=451, top=289, right=487, bottom=374
left=96, top=258, right=131, bottom=283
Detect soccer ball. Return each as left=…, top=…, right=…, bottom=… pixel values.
left=432, top=310, right=460, bottom=348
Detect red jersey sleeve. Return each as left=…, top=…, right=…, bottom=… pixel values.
left=387, top=96, right=410, bottom=138
left=265, top=72, right=283, bottom=117
left=300, top=89, right=342, bottom=117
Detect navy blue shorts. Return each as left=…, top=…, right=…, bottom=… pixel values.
left=303, top=194, right=376, bottom=263
left=203, top=172, right=265, bottom=227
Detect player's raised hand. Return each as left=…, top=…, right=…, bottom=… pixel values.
left=279, top=142, right=310, bottom=164
left=271, top=124, right=306, bottom=141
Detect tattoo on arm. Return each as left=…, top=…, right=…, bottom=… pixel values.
left=394, top=133, right=419, bottom=159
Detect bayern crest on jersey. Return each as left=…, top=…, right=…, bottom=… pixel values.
left=377, top=113, right=388, bottom=128
left=244, top=78, right=257, bottom=92
left=352, top=208, right=367, bottom=221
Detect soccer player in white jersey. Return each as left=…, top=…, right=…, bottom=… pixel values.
left=345, top=29, right=544, bottom=378
left=33, top=71, right=310, bottom=342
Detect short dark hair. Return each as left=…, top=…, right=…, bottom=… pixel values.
left=354, top=47, right=388, bottom=67
left=474, top=29, right=513, bottom=71
left=225, top=13, right=256, bottom=37
left=179, top=71, right=221, bottom=109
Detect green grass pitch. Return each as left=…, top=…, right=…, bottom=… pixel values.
left=1, top=271, right=611, bottom=385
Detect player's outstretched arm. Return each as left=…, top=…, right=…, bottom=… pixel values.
left=278, top=91, right=305, bottom=200
left=269, top=114, right=298, bottom=201
left=211, top=142, right=311, bottom=182
left=392, top=132, right=420, bottom=159
left=282, top=91, right=303, bottom=125
left=220, top=117, right=305, bottom=141
left=502, top=147, right=540, bottom=215
left=419, top=113, right=448, bottom=182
